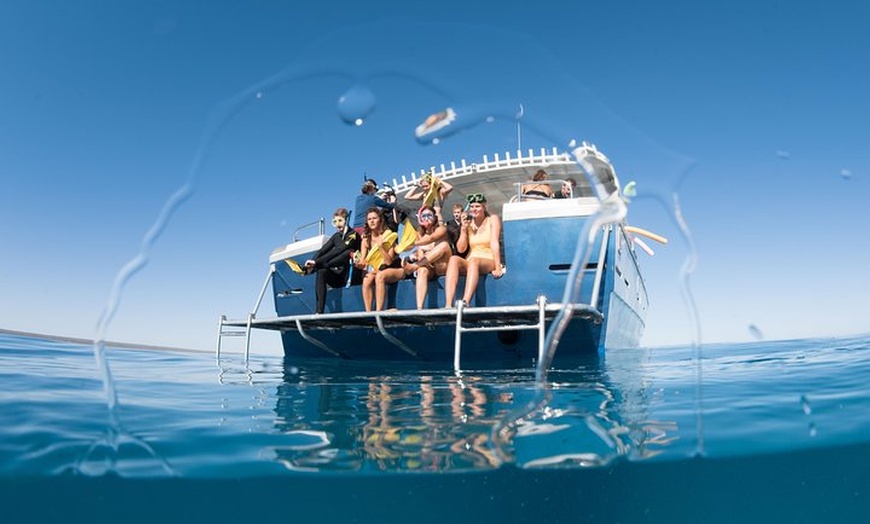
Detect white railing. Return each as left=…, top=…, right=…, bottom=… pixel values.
left=382, top=146, right=581, bottom=194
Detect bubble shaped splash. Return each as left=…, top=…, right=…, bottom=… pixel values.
left=336, top=84, right=376, bottom=126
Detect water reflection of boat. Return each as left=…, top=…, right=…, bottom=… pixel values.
left=270, top=356, right=676, bottom=473
left=219, top=142, right=652, bottom=366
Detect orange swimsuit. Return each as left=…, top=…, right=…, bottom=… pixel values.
left=467, top=217, right=494, bottom=261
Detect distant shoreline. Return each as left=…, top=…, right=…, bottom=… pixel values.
left=0, top=328, right=208, bottom=353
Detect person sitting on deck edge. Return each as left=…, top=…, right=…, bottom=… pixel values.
left=444, top=193, right=505, bottom=308
left=303, top=207, right=360, bottom=314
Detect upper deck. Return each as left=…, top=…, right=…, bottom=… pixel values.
left=383, top=142, right=619, bottom=213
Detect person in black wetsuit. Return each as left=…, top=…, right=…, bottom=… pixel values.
left=304, top=207, right=360, bottom=314
left=380, top=188, right=410, bottom=232
left=445, top=202, right=468, bottom=257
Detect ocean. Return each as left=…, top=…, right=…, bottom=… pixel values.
left=0, top=330, right=867, bottom=523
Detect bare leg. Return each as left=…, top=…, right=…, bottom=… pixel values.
left=462, top=258, right=480, bottom=305
left=375, top=271, right=387, bottom=311
left=415, top=267, right=432, bottom=309
left=424, top=241, right=451, bottom=265
left=444, top=255, right=468, bottom=307
left=462, top=258, right=496, bottom=304
left=362, top=272, right=376, bottom=311
left=375, top=268, right=404, bottom=311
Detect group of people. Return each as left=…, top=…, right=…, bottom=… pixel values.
left=521, top=169, right=578, bottom=199
left=302, top=175, right=505, bottom=313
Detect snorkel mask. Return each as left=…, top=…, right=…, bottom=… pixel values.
left=417, top=208, right=436, bottom=226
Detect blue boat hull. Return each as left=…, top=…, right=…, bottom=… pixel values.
left=271, top=220, right=646, bottom=364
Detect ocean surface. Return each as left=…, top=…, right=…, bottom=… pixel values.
left=1, top=330, right=867, bottom=523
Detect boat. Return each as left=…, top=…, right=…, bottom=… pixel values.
left=218, top=142, right=652, bottom=367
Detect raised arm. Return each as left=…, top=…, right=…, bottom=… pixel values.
left=438, top=179, right=454, bottom=200
left=404, top=185, right=424, bottom=201
left=456, top=216, right=470, bottom=255
left=415, top=224, right=447, bottom=246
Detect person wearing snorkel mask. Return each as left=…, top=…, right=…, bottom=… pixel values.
left=399, top=205, right=452, bottom=309
left=444, top=193, right=505, bottom=308
left=303, top=208, right=360, bottom=314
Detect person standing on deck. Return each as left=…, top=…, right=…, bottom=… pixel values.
left=353, top=179, right=393, bottom=233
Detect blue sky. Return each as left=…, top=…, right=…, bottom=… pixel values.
left=1, top=1, right=868, bottom=354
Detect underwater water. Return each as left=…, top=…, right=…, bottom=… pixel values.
left=0, top=330, right=867, bottom=523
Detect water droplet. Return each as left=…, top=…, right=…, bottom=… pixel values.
left=336, top=84, right=376, bottom=126
left=431, top=137, right=441, bottom=145
left=485, top=116, right=495, bottom=123
left=800, top=394, right=812, bottom=415
left=256, top=92, right=263, bottom=99
left=840, top=168, right=852, bottom=179
left=808, top=422, right=817, bottom=437
left=748, top=324, right=764, bottom=340
left=776, top=150, right=791, bottom=159
left=623, top=181, right=637, bottom=198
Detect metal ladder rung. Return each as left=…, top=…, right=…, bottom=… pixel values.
left=219, top=331, right=247, bottom=337
left=216, top=314, right=255, bottom=359
left=453, top=295, right=548, bottom=371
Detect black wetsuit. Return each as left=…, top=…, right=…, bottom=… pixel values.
left=445, top=219, right=468, bottom=257
left=310, top=228, right=361, bottom=313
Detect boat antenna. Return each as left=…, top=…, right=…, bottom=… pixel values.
left=516, top=104, right=524, bottom=151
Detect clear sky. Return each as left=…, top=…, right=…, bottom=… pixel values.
left=1, top=1, right=868, bottom=354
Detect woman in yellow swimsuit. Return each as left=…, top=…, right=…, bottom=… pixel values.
left=355, top=208, right=398, bottom=311
left=443, top=194, right=505, bottom=307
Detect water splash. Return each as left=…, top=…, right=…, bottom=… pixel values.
left=801, top=395, right=817, bottom=437
left=800, top=394, right=812, bottom=415
left=85, top=18, right=699, bottom=473
left=336, top=84, right=376, bottom=126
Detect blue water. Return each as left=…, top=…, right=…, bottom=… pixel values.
left=1, top=331, right=868, bottom=523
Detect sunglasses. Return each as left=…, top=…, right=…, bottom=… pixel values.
left=331, top=216, right=346, bottom=227
left=420, top=212, right=436, bottom=220
left=466, top=193, right=486, bottom=203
